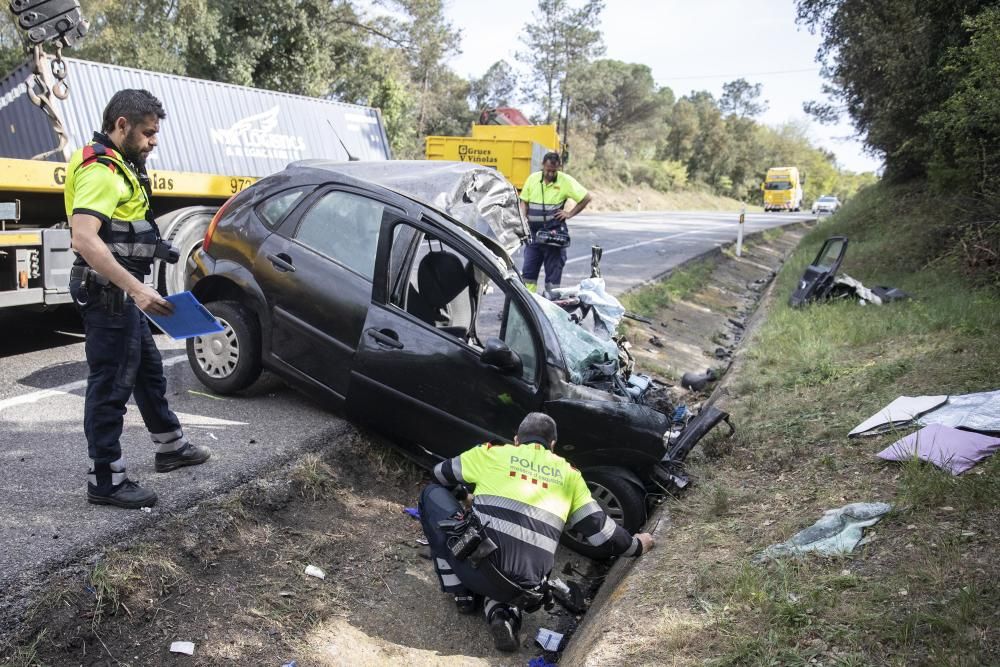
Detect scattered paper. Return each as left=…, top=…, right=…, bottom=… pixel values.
left=169, top=641, right=195, bottom=655
left=304, top=565, right=326, bottom=579
left=535, top=627, right=564, bottom=652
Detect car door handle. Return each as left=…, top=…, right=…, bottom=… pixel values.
left=366, top=328, right=403, bottom=349
left=267, top=253, right=296, bottom=272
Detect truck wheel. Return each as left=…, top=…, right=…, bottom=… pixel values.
left=158, top=207, right=216, bottom=295
left=560, top=468, right=647, bottom=559
left=186, top=300, right=262, bottom=394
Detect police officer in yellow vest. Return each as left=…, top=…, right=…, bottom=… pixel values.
left=420, top=412, right=654, bottom=652
left=66, top=89, right=210, bottom=509
left=519, top=152, right=592, bottom=294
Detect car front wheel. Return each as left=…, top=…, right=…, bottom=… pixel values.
left=186, top=300, right=262, bottom=394
left=561, top=468, right=647, bottom=559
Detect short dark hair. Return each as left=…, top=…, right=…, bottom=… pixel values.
left=517, top=412, right=558, bottom=446
left=542, top=151, right=561, bottom=166
left=101, top=89, right=166, bottom=133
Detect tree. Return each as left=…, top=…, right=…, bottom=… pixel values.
left=720, top=78, right=768, bottom=118
left=796, top=0, right=991, bottom=181
left=573, top=59, right=669, bottom=156
left=517, top=0, right=605, bottom=128
left=379, top=0, right=462, bottom=137
left=469, top=60, right=518, bottom=110
left=70, top=0, right=219, bottom=76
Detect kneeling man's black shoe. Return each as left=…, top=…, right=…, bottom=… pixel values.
left=155, top=443, right=212, bottom=472
left=489, top=609, right=519, bottom=652
left=88, top=479, right=157, bottom=509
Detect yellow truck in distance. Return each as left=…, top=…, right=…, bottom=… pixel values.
left=762, top=167, right=805, bottom=212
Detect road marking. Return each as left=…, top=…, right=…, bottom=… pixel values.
left=565, top=229, right=720, bottom=265
left=0, top=353, right=187, bottom=412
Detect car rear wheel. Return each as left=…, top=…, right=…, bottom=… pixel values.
left=561, top=468, right=647, bottom=559
left=186, top=300, right=262, bottom=394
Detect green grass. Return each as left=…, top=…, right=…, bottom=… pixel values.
left=620, top=258, right=716, bottom=316
left=626, top=182, right=999, bottom=666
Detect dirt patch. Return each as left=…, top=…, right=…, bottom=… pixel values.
left=1, top=428, right=602, bottom=666
left=1, top=227, right=804, bottom=666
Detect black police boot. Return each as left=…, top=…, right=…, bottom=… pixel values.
left=488, top=606, right=520, bottom=652
left=455, top=593, right=479, bottom=615
left=155, top=443, right=211, bottom=473
left=87, top=479, right=158, bottom=509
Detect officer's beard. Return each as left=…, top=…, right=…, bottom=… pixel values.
left=121, top=129, right=149, bottom=170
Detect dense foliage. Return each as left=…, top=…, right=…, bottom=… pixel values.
left=0, top=0, right=880, bottom=203
left=798, top=0, right=999, bottom=278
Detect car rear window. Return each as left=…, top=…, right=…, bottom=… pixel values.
left=257, top=188, right=308, bottom=229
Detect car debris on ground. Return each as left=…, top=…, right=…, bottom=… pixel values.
left=848, top=395, right=949, bottom=437
left=876, top=424, right=1000, bottom=475
left=755, top=502, right=892, bottom=561
left=789, top=236, right=907, bottom=307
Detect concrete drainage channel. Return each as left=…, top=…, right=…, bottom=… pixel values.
left=2, top=224, right=808, bottom=666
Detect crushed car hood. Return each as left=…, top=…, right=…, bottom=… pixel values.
left=294, top=160, right=529, bottom=255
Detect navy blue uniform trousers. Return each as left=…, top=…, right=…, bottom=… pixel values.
left=71, top=279, right=182, bottom=492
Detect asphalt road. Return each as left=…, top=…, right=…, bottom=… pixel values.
left=0, top=209, right=810, bottom=620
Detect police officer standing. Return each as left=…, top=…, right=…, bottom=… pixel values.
left=65, top=89, right=210, bottom=509
left=519, top=152, right=592, bottom=294
left=420, top=413, right=654, bottom=652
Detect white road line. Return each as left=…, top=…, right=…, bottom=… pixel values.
left=565, top=229, right=721, bottom=265
left=0, top=353, right=188, bottom=412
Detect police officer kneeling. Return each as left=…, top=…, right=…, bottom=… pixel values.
left=420, top=413, right=654, bottom=652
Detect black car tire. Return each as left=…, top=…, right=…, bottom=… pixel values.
left=186, top=300, right=262, bottom=394
left=560, top=468, right=647, bottom=559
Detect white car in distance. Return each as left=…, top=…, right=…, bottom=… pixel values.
left=812, top=195, right=842, bottom=215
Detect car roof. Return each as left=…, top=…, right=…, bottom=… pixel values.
left=288, top=160, right=528, bottom=255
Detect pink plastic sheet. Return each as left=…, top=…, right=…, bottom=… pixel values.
left=876, top=424, right=1000, bottom=475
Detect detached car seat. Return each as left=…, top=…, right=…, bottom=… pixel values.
left=408, top=250, right=476, bottom=339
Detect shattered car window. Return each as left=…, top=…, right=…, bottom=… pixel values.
left=533, top=293, right=619, bottom=383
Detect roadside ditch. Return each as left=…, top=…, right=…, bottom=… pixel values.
left=0, top=222, right=809, bottom=666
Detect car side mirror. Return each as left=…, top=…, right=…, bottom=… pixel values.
left=480, top=337, right=522, bottom=376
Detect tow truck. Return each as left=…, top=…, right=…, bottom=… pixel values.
left=0, top=0, right=390, bottom=309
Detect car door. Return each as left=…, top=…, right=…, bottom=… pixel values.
left=347, top=214, right=545, bottom=458
left=253, top=186, right=392, bottom=402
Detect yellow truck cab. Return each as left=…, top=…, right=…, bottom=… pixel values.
left=762, top=167, right=804, bottom=212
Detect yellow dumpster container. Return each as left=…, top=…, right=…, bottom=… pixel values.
left=424, top=136, right=550, bottom=189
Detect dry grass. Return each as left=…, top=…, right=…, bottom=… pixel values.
left=588, top=183, right=1000, bottom=665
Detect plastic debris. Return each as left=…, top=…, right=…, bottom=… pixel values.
left=756, top=502, right=892, bottom=561
left=304, top=565, right=326, bottom=579
left=535, top=627, right=564, bottom=652
left=529, top=657, right=557, bottom=667
left=281, top=661, right=298, bottom=667
left=681, top=368, right=718, bottom=392
left=917, top=389, right=1000, bottom=434
left=141, top=506, right=152, bottom=513
left=169, top=641, right=195, bottom=655
left=876, top=424, right=1000, bottom=475
left=415, top=537, right=429, bottom=546
left=403, top=507, right=421, bottom=520
left=848, top=395, right=948, bottom=438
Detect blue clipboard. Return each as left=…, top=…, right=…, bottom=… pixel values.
left=145, top=291, right=225, bottom=340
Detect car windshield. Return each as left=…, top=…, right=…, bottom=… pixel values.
left=818, top=197, right=836, bottom=202
left=765, top=181, right=793, bottom=190
left=532, top=293, right=619, bottom=383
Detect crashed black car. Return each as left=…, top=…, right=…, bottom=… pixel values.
left=186, top=160, right=728, bottom=555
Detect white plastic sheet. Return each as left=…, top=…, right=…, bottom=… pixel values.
left=848, top=395, right=948, bottom=437
left=756, top=502, right=892, bottom=560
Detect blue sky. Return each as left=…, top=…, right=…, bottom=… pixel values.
left=444, top=0, right=882, bottom=174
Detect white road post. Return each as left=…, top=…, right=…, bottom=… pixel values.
left=736, top=206, right=745, bottom=257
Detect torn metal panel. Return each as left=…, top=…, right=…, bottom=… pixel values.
left=917, top=389, right=1000, bottom=434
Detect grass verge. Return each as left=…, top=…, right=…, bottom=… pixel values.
left=605, top=182, right=999, bottom=665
